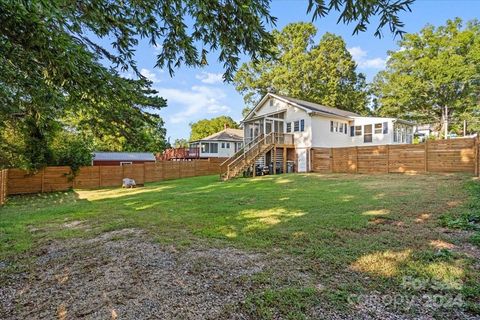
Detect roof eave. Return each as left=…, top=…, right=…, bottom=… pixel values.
left=309, top=111, right=352, bottom=120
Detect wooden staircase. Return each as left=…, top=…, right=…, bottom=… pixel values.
left=221, top=132, right=280, bottom=180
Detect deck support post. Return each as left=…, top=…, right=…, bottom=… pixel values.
left=283, top=147, right=287, bottom=174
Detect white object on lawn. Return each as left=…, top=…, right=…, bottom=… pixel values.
left=122, top=178, right=136, bottom=188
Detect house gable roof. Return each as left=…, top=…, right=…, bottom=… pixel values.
left=243, top=93, right=359, bottom=122
left=92, top=152, right=156, bottom=161
left=273, top=94, right=360, bottom=118
left=191, top=128, right=244, bottom=142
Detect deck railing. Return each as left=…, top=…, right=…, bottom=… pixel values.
left=223, top=132, right=294, bottom=179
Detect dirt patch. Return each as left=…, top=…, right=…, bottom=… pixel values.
left=0, top=229, right=305, bottom=320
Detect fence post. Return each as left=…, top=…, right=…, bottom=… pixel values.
left=355, top=147, right=359, bottom=174
left=41, top=168, right=45, bottom=193
left=386, top=145, right=390, bottom=173
left=98, top=166, right=102, bottom=187
left=424, top=139, right=429, bottom=173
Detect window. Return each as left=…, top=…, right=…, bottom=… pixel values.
left=269, top=99, right=274, bottom=106
left=300, top=119, right=305, bottom=132
left=294, top=121, right=300, bottom=132
left=286, top=122, right=292, bottom=133
left=374, top=123, right=383, bottom=134
left=210, top=143, right=218, bottom=153
left=350, top=126, right=355, bottom=137
left=355, top=126, right=362, bottom=136
left=383, top=122, right=388, bottom=134
left=120, top=162, right=132, bottom=166
left=201, top=142, right=209, bottom=153
left=364, top=125, right=373, bottom=143
left=226, top=142, right=230, bottom=148
left=221, top=142, right=225, bottom=148
left=330, top=121, right=347, bottom=134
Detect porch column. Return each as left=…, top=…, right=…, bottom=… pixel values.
left=283, top=147, right=287, bottom=173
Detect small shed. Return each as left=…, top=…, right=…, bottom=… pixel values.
left=92, top=152, right=156, bottom=166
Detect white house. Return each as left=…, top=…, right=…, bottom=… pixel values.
left=241, top=93, right=415, bottom=172
left=189, top=128, right=244, bottom=158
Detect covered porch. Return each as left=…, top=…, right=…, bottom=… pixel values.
left=243, top=111, right=290, bottom=145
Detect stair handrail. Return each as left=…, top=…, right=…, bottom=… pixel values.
left=225, top=132, right=276, bottom=177
left=220, top=134, right=264, bottom=168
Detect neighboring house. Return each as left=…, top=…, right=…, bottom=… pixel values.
left=415, top=124, right=439, bottom=140
left=239, top=93, right=415, bottom=173
left=92, top=152, right=156, bottom=166
left=189, top=128, right=244, bottom=158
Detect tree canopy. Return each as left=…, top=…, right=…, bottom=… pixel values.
left=190, top=116, right=239, bottom=141
left=234, top=23, right=368, bottom=114
left=0, top=0, right=414, bottom=169
left=372, top=18, right=480, bottom=135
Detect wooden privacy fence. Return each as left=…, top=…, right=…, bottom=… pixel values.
left=4, top=158, right=225, bottom=196
left=311, top=137, right=479, bottom=175
left=0, top=170, right=7, bottom=205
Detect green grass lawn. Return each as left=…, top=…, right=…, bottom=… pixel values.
left=1, top=173, right=479, bottom=318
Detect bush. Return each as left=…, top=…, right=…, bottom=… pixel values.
left=50, top=131, right=93, bottom=174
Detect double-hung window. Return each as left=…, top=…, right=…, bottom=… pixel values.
left=210, top=143, right=218, bottom=153
left=300, top=119, right=305, bottom=132
left=364, top=125, right=373, bottom=143
left=294, top=121, right=300, bottom=132
left=355, top=126, right=362, bottom=136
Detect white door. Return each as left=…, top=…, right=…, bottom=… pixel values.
left=297, top=149, right=307, bottom=173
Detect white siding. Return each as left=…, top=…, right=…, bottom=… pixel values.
left=252, top=97, right=312, bottom=148
left=198, top=140, right=238, bottom=158
left=310, top=116, right=351, bottom=147
left=350, top=117, right=395, bottom=146
left=244, top=96, right=413, bottom=149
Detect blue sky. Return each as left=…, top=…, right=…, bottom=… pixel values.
left=121, top=0, right=480, bottom=142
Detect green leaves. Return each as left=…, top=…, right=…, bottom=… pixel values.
left=234, top=23, right=368, bottom=114
left=189, top=116, right=239, bottom=141
left=0, top=1, right=168, bottom=169
left=307, top=0, right=414, bottom=38
left=372, top=18, right=480, bottom=133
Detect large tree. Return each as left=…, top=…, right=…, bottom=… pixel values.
left=234, top=23, right=368, bottom=114
left=190, top=116, right=239, bottom=141
left=0, top=0, right=414, bottom=169
left=372, top=18, right=480, bottom=136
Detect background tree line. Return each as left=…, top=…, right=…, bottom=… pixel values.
left=0, top=0, right=414, bottom=171
left=234, top=19, right=480, bottom=137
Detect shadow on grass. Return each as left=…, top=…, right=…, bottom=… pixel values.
left=1, top=173, right=478, bottom=315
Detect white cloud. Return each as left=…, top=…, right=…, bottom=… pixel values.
left=348, top=46, right=368, bottom=61
left=154, top=85, right=231, bottom=124
left=360, top=58, right=386, bottom=69
left=140, top=68, right=161, bottom=83
left=348, top=46, right=386, bottom=70
left=195, top=72, right=224, bottom=84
